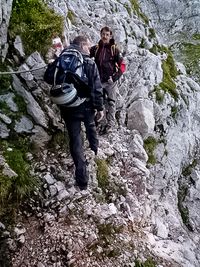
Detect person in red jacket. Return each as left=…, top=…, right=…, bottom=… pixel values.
left=90, top=26, right=126, bottom=133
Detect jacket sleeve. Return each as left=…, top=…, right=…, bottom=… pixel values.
left=85, top=58, right=104, bottom=111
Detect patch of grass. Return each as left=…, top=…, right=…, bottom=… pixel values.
left=177, top=160, right=197, bottom=230
left=159, top=52, right=179, bottom=100
left=192, top=33, right=200, bottom=40
left=9, top=0, right=64, bottom=56
left=94, top=223, right=123, bottom=258
left=0, top=101, right=10, bottom=114
left=150, top=46, right=179, bottom=101
left=124, top=3, right=132, bottom=16
left=144, top=137, right=158, bottom=165
left=13, top=94, right=27, bottom=114
left=48, top=130, right=69, bottom=152
left=130, top=0, right=149, bottom=24
left=95, top=159, right=109, bottom=192
left=135, top=258, right=156, bottom=267
left=173, top=42, right=200, bottom=83
left=149, top=44, right=158, bottom=55
left=0, top=139, right=39, bottom=224
left=67, top=10, right=76, bottom=24
left=177, top=185, right=189, bottom=226
left=149, top=28, right=156, bottom=39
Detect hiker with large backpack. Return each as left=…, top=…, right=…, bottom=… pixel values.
left=90, top=26, right=126, bottom=134
left=44, top=35, right=104, bottom=190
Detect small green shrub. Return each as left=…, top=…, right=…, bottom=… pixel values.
left=144, top=137, right=158, bottom=165
left=95, top=159, right=109, bottom=191
left=159, top=53, right=179, bottom=100
left=9, top=0, right=64, bottom=56
left=149, top=45, right=179, bottom=101
left=135, top=258, right=156, bottom=267
left=130, top=0, right=149, bottom=24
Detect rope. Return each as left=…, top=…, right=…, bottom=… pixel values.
left=0, top=65, right=47, bottom=75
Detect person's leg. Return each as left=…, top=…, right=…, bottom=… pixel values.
left=64, top=117, right=88, bottom=188
left=103, top=81, right=117, bottom=128
left=83, top=108, right=98, bottom=155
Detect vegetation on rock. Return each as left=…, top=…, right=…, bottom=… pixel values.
left=144, top=136, right=158, bottom=165
left=9, top=0, right=64, bottom=56
left=0, top=139, right=39, bottom=225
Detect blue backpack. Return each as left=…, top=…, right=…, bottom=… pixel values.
left=44, top=49, right=90, bottom=106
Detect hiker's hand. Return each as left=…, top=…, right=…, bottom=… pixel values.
left=108, top=76, right=113, bottom=84
left=96, top=110, right=104, bottom=122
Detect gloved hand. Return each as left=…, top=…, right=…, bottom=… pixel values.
left=108, top=76, right=113, bottom=84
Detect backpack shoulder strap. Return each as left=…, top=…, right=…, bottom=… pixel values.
left=94, top=45, right=99, bottom=58
left=111, top=44, right=116, bottom=57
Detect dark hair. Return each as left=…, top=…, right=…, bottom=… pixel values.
left=100, top=26, right=112, bottom=35
left=72, top=35, right=89, bottom=46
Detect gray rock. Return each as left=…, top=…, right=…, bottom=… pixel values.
left=14, top=35, right=25, bottom=57
left=0, top=122, right=10, bottom=138
left=14, top=116, right=34, bottom=133
left=0, top=112, right=12, bottom=124
left=12, top=75, right=48, bottom=128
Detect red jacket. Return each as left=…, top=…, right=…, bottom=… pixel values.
left=90, top=39, right=126, bottom=83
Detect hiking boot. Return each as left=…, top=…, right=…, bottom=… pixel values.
left=75, top=181, right=88, bottom=191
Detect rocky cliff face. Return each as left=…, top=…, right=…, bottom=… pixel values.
left=139, top=0, right=200, bottom=83
left=139, top=0, right=200, bottom=44
left=0, top=0, right=200, bottom=267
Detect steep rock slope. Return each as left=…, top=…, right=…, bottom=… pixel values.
left=139, top=0, right=200, bottom=44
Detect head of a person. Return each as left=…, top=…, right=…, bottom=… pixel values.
left=72, top=35, right=91, bottom=54
left=100, top=26, right=112, bottom=44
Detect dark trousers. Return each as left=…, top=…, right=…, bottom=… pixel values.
left=61, top=103, right=98, bottom=186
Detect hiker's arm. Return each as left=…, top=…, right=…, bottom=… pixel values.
left=89, top=62, right=104, bottom=111
left=90, top=45, right=96, bottom=58
left=92, top=64, right=104, bottom=111
left=112, top=48, right=126, bottom=82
